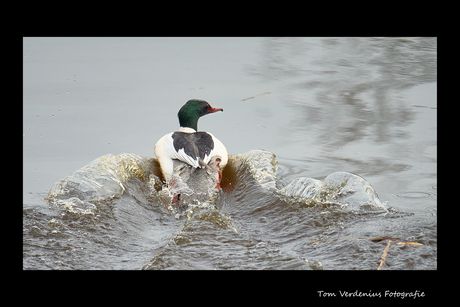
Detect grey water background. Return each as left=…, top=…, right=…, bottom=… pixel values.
left=23, top=37, right=436, bottom=269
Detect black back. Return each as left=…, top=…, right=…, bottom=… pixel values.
left=172, top=132, right=214, bottom=161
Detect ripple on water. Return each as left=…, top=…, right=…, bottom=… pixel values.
left=395, top=192, right=432, bottom=199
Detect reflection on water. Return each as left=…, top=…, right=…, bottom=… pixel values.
left=247, top=37, right=436, bottom=148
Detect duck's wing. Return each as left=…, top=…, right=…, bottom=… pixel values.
left=172, top=132, right=214, bottom=168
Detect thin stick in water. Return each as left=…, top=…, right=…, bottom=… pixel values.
left=377, top=240, right=392, bottom=270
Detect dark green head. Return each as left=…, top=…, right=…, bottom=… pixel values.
left=178, top=99, right=223, bottom=131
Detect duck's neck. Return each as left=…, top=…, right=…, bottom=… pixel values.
left=178, top=113, right=199, bottom=131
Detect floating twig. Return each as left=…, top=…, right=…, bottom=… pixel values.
left=309, top=236, right=422, bottom=269
left=368, top=236, right=398, bottom=242
left=396, top=241, right=423, bottom=246
left=377, top=240, right=392, bottom=270
left=241, top=92, right=271, bottom=101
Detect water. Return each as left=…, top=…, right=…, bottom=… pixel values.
left=23, top=37, right=436, bottom=270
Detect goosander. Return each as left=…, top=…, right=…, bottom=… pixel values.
left=154, top=99, right=228, bottom=186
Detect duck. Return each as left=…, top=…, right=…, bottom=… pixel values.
left=154, top=99, right=228, bottom=188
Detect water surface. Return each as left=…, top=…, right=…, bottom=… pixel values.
left=23, top=37, right=436, bottom=269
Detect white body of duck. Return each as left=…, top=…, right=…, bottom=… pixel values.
left=154, top=99, right=228, bottom=184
